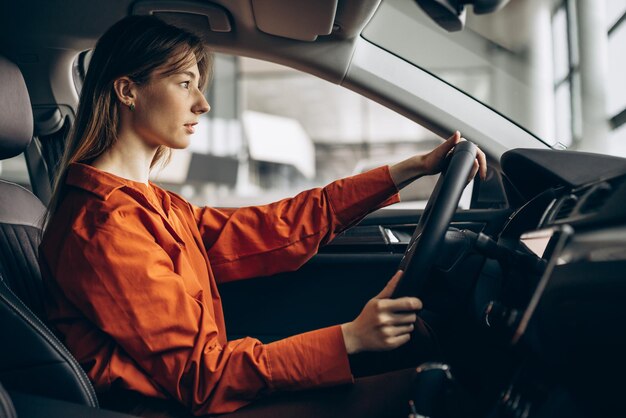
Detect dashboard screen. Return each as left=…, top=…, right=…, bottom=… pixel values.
left=520, top=228, right=555, bottom=259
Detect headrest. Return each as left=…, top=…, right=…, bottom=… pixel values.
left=0, top=55, right=33, bottom=160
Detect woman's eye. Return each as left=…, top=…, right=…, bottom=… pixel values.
left=181, top=81, right=190, bottom=89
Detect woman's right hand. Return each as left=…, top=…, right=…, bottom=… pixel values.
left=341, top=271, right=422, bottom=354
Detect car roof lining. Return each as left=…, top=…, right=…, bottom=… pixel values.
left=1, top=0, right=382, bottom=87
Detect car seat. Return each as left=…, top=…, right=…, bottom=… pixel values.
left=0, top=54, right=99, bottom=407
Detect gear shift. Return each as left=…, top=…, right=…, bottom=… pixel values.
left=410, top=363, right=453, bottom=418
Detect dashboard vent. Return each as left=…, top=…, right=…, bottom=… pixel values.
left=554, top=195, right=578, bottom=220
left=579, top=183, right=613, bottom=214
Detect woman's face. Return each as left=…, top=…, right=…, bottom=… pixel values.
left=131, top=60, right=210, bottom=149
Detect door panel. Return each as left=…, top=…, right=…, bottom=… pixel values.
left=219, top=207, right=512, bottom=342
left=219, top=253, right=400, bottom=342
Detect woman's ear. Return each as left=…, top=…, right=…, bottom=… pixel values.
left=113, top=77, right=137, bottom=108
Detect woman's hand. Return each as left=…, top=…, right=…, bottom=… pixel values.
left=388, top=131, right=487, bottom=189
left=341, top=271, right=421, bottom=354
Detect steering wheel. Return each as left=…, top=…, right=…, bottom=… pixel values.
left=392, top=140, right=478, bottom=298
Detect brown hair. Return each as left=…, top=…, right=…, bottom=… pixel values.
left=44, top=15, right=211, bottom=227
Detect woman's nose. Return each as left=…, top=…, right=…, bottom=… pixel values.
left=194, top=92, right=210, bottom=114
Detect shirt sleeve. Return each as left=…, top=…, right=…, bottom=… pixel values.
left=55, top=215, right=353, bottom=415
left=193, top=166, right=400, bottom=283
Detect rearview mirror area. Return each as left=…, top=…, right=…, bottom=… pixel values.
left=415, top=0, right=511, bottom=31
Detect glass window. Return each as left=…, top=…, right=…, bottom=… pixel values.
left=608, top=21, right=626, bottom=116
left=606, top=0, right=626, bottom=30
left=551, top=1, right=581, bottom=149
left=567, top=0, right=579, bottom=67
left=609, top=117, right=626, bottom=156
left=552, top=6, right=569, bottom=83
left=555, top=81, right=572, bottom=146
left=363, top=0, right=560, bottom=145
left=571, top=71, right=583, bottom=143
left=151, top=55, right=463, bottom=209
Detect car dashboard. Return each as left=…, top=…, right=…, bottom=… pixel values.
left=322, top=148, right=626, bottom=416
left=473, top=148, right=626, bottom=417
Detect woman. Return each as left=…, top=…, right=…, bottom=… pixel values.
left=40, top=15, right=486, bottom=418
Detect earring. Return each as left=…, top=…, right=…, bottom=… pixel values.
left=129, top=103, right=135, bottom=112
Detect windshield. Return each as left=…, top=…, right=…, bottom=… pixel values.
left=364, top=0, right=626, bottom=156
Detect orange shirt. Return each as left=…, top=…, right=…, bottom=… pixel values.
left=40, top=162, right=399, bottom=415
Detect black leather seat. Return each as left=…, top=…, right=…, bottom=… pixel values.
left=0, top=54, right=99, bottom=407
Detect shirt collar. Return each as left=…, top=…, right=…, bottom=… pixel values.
left=65, top=163, right=170, bottom=214
left=66, top=163, right=130, bottom=200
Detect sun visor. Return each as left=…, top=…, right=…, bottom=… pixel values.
left=132, top=1, right=232, bottom=33
left=251, top=0, right=338, bottom=41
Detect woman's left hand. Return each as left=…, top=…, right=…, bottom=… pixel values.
left=389, top=131, right=487, bottom=189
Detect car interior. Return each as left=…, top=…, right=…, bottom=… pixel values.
left=1, top=0, right=626, bottom=417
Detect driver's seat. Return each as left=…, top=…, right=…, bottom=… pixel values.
left=0, top=54, right=99, bottom=407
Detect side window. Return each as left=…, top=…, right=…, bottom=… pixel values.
left=151, top=54, right=471, bottom=209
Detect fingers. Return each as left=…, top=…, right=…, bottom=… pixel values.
left=378, top=324, right=413, bottom=349
left=468, top=159, right=479, bottom=183
left=378, top=311, right=418, bottom=326
left=383, top=334, right=411, bottom=349
left=383, top=323, right=415, bottom=337
left=391, top=312, right=419, bottom=324
left=465, top=146, right=487, bottom=183
left=376, top=270, right=403, bottom=299
left=368, top=296, right=421, bottom=326
left=377, top=296, right=422, bottom=312
left=476, top=147, right=488, bottom=180
left=448, top=130, right=462, bottom=144
left=456, top=133, right=487, bottom=181
left=351, top=291, right=422, bottom=353
left=439, top=130, right=462, bottom=154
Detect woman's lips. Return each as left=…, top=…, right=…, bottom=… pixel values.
left=184, top=123, right=197, bottom=134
